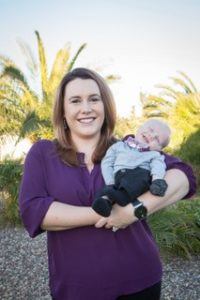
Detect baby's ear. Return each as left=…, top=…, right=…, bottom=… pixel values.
left=122, top=134, right=135, bottom=142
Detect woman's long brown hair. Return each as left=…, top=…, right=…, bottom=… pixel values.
left=52, top=68, right=117, bottom=165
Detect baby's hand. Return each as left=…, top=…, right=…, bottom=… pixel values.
left=150, top=179, right=168, bottom=196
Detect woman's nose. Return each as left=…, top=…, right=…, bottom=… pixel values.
left=81, top=101, right=92, bottom=113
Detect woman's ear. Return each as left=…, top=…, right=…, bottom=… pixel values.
left=63, top=118, right=68, bottom=130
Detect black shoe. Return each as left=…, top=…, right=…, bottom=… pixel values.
left=92, top=197, right=113, bottom=217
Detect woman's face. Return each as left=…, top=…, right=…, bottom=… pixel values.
left=63, top=78, right=105, bottom=142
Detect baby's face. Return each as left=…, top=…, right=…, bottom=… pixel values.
left=135, top=121, right=169, bottom=151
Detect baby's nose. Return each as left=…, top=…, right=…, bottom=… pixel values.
left=145, top=131, right=156, bottom=141
left=151, top=131, right=157, bottom=138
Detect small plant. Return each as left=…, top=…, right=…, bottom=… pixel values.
left=149, top=198, right=200, bottom=258
left=0, top=159, right=23, bottom=226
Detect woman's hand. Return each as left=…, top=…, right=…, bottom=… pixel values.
left=95, top=203, right=137, bottom=229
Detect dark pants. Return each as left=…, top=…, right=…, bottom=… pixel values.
left=99, top=167, right=151, bottom=206
left=117, top=281, right=161, bottom=300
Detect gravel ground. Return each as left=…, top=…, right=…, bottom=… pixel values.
left=0, top=227, right=199, bottom=300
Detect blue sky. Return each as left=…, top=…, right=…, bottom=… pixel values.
left=1, top=0, right=200, bottom=116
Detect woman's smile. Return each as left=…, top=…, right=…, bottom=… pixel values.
left=77, top=117, right=96, bottom=124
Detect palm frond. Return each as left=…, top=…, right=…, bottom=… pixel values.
left=0, top=55, right=15, bottom=68
left=18, top=110, right=52, bottom=142
left=18, top=110, right=41, bottom=140
left=0, top=98, right=24, bottom=136
left=170, top=76, right=193, bottom=94
left=146, top=95, right=173, bottom=107
left=0, top=80, right=21, bottom=97
left=142, top=95, right=172, bottom=118
left=17, top=38, right=38, bottom=79
left=1, top=66, right=28, bottom=87
left=67, top=43, right=87, bottom=71
left=0, top=96, right=26, bottom=114
left=0, top=70, right=40, bottom=107
left=178, top=71, right=198, bottom=93
left=35, top=31, right=48, bottom=99
left=155, top=84, right=179, bottom=99
left=48, top=45, right=71, bottom=97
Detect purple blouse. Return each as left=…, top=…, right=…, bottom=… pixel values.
left=19, top=139, right=196, bottom=300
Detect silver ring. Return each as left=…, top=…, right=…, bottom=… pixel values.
left=112, top=226, right=118, bottom=232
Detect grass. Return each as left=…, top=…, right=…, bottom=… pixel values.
left=149, top=195, right=200, bottom=258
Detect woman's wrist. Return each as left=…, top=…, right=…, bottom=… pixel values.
left=95, top=203, right=137, bottom=229
left=130, top=200, right=148, bottom=220
left=122, top=203, right=135, bottom=222
left=89, top=207, right=103, bottom=224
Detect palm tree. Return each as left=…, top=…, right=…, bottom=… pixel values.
left=140, top=71, right=200, bottom=149
left=141, top=71, right=199, bottom=116
left=0, top=31, right=86, bottom=142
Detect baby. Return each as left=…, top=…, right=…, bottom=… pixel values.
left=92, top=119, right=171, bottom=217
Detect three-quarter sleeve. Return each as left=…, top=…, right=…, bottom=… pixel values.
left=164, top=153, right=197, bottom=199
left=19, top=142, right=55, bottom=238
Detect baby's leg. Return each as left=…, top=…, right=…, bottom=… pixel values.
left=115, top=168, right=151, bottom=202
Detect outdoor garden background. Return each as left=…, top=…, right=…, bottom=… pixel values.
left=0, top=1, right=200, bottom=299
left=0, top=29, right=199, bottom=258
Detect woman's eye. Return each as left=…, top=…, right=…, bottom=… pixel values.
left=90, top=97, right=100, bottom=102
left=71, top=99, right=80, bottom=104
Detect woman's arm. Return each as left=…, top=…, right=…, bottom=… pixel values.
left=41, top=202, right=100, bottom=231
left=19, top=141, right=101, bottom=237
left=95, top=169, right=190, bottom=229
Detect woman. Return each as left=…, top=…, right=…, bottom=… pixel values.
left=19, top=68, right=196, bottom=300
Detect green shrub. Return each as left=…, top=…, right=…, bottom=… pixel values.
left=0, top=159, right=23, bottom=226
left=149, top=198, right=200, bottom=258
left=174, top=128, right=200, bottom=188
